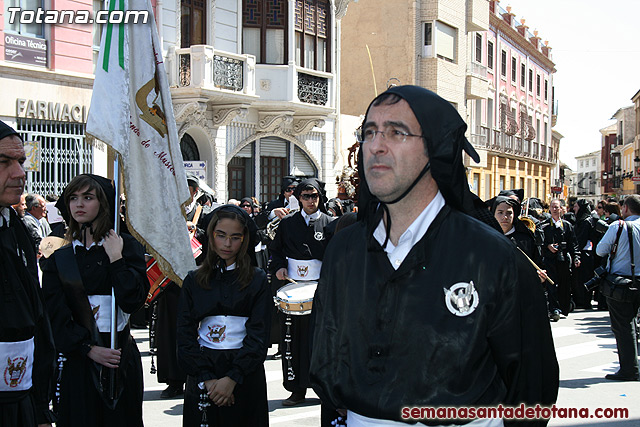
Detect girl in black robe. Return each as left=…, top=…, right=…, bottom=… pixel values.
left=177, top=205, right=271, bottom=427
left=42, top=174, right=147, bottom=427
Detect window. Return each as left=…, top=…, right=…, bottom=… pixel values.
left=536, top=74, right=541, bottom=96
left=500, top=175, right=505, bottom=191
left=294, top=0, right=330, bottom=71
left=243, top=0, right=287, bottom=64
left=535, top=179, right=539, bottom=198
left=182, top=0, right=206, bottom=47
left=592, top=158, right=596, bottom=166
left=475, top=33, right=482, bottom=63
left=520, top=177, right=525, bottom=190
left=435, top=21, right=456, bottom=63
left=544, top=79, right=548, bottom=101
left=510, top=176, right=515, bottom=189
left=4, top=0, right=44, bottom=37
left=580, top=160, right=584, bottom=168
left=501, top=50, right=507, bottom=77
left=520, top=63, right=525, bottom=88
left=472, top=173, right=480, bottom=194
left=487, top=41, right=494, bottom=69
left=528, top=69, right=533, bottom=92
left=511, top=57, right=516, bottom=83
left=423, top=22, right=433, bottom=57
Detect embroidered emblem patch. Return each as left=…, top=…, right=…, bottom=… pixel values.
left=207, top=325, right=226, bottom=343
left=443, top=281, right=479, bottom=317
left=297, top=265, right=309, bottom=278
left=91, top=304, right=100, bottom=320
left=4, top=356, right=28, bottom=388
left=314, top=231, right=324, bottom=241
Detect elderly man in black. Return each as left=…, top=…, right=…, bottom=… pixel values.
left=311, top=86, right=558, bottom=426
left=0, top=120, right=56, bottom=426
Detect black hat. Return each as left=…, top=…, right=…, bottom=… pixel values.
left=294, top=178, right=328, bottom=214
left=0, top=120, right=21, bottom=141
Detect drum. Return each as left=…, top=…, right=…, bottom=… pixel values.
left=274, top=281, right=317, bottom=315
left=145, top=258, right=171, bottom=307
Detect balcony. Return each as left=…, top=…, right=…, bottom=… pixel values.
left=467, top=0, right=490, bottom=32
left=167, top=45, right=257, bottom=101
left=466, top=62, right=488, bottom=99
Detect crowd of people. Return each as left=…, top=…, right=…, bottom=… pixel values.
left=1, top=85, right=639, bottom=427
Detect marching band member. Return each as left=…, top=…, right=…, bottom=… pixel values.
left=177, top=204, right=271, bottom=427
left=269, top=178, right=334, bottom=407
left=42, top=174, right=147, bottom=426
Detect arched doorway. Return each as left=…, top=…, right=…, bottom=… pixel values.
left=180, top=133, right=200, bottom=161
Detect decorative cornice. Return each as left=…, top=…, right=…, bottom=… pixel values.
left=292, top=117, right=325, bottom=135
left=212, top=105, right=249, bottom=127
left=257, top=112, right=294, bottom=133
left=174, top=101, right=207, bottom=122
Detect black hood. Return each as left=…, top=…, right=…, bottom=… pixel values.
left=280, top=176, right=299, bottom=195
left=357, top=85, right=481, bottom=234
left=294, top=178, right=328, bottom=214
left=56, top=174, right=116, bottom=225
left=209, top=204, right=258, bottom=250
left=491, top=196, right=522, bottom=218
left=575, top=199, right=592, bottom=221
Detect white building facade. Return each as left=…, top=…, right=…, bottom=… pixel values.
left=156, top=0, right=349, bottom=203
left=574, top=150, right=600, bottom=203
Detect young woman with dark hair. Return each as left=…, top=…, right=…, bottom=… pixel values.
left=42, top=174, right=147, bottom=426
left=177, top=205, right=271, bottom=427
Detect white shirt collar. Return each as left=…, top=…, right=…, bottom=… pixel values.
left=225, top=262, right=236, bottom=271
left=0, top=207, right=10, bottom=226
left=552, top=217, right=563, bottom=228
left=504, top=226, right=515, bottom=236
left=373, top=191, right=445, bottom=266
left=301, top=209, right=321, bottom=225
left=72, top=238, right=104, bottom=253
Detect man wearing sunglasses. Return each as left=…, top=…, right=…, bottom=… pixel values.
left=269, top=178, right=334, bottom=407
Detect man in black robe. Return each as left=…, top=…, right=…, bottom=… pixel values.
left=540, top=199, right=580, bottom=320
left=254, top=176, right=300, bottom=229
left=0, top=120, right=56, bottom=426
left=310, top=86, right=558, bottom=426
left=269, top=178, right=333, bottom=406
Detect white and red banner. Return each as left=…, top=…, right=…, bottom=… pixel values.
left=87, top=0, right=195, bottom=283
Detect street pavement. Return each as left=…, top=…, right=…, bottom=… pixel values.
left=135, top=308, right=640, bottom=426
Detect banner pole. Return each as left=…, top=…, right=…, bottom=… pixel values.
left=110, top=152, right=121, bottom=400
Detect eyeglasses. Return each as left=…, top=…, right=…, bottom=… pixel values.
left=213, top=231, right=244, bottom=244
left=284, top=187, right=296, bottom=193
left=597, top=205, right=603, bottom=209
left=357, top=128, right=423, bottom=144
left=240, top=204, right=251, bottom=208
left=300, top=193, right=319, bottom=201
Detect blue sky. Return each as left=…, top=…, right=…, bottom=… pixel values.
left=499, top=0, right=640, bottom=169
